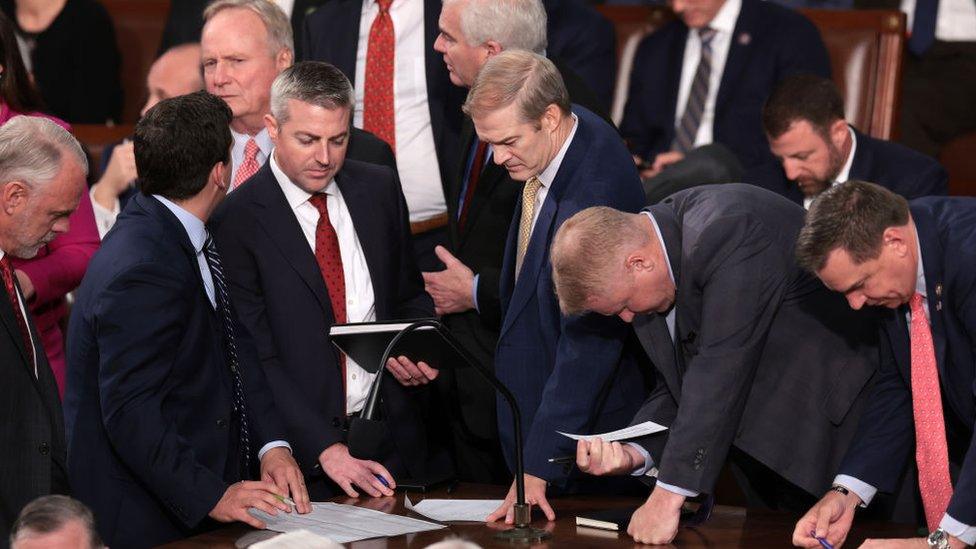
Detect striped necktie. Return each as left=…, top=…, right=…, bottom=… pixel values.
left=673, top=27, right=718, bottom=154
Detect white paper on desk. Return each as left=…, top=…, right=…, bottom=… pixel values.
left=249, top=529, right=343, bottom=548
left=404, top=495, right=503, bottom=522
left=249, top=501, right=446, bottom=543
left=558, top=420, right=668, bottom=442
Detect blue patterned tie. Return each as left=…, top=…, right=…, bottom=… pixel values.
left=673, top=27, right=718, bottom=154
left=203, top=235, right=252, bottom=476
left=908, top=0, right=939, bottom=56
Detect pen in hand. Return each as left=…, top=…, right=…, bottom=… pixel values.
left=547, top=455, right=575, bottom=464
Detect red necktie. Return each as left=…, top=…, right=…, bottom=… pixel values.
left=234, top=138, right=260, bottom=188
left=910, top=292, right=953, bottom=530
left=459, top=140, right=488, bottom=230
left=0, top=256, right=35, bottom=373
left=363, top=0, right=396, bottom=151
left=309, top=194, right=347, bottom=392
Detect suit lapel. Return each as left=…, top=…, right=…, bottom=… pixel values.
left=715, top=0, right=756, bottom=121
left=0, top=282, right=29, bottom=368
left=912, top=206, right=949, bottom=382
left=336, top=169, right=389, bottom=317
left=250, top=167, right=335, bottom=320
left=334, top=0, right=362, bottom=84
left=633, top=314, right=681, bottom=398
left=848, top=128, right=875, bottom=182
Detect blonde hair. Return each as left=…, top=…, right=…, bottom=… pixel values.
left=462, top=49, right=569, bottom=124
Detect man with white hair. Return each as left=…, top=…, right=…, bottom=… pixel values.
left=0, top=116, right=86, bottom=543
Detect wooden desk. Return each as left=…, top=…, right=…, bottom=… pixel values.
left=160, top=484, right=918, bottom=548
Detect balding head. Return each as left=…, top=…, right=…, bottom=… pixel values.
left=142, top=43, right=204, bottom=117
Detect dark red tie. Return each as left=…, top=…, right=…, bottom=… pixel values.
left=0, top=256, right=35, bottom=372
left=309, top=194, right=347, bottom=392
left=459, top=140, right=488, bottom=230
left=363, top=0, right=396, bottom=151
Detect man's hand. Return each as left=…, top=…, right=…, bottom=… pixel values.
left=860, top=536, right=967, bottom=549
left=14, top=270, right=34, bottom=300
left=259, top=447, right=311, bottom=514
left=640, top=151, right=685, bottom=179
left=318, top=442, right=395, bottom=498
left=92, top=141, right=136, bottom=211
left=576, top=438, right=642, bottom=476
left=628, top=486, right=686, bottom=545
left=792, top=489, right=862, bottom=548
left=209, top=480, right=291, bottom=529
left=385, top=356, right=438, bottom=386
left=422, top=246, right=475, bottom=315
left=486, top=474, right=554, bottom=523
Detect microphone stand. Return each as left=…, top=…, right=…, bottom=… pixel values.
left=347, top=319, right=550, bottom=542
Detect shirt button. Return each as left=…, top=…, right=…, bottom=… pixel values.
left=352, top=373, right=357, bottom=380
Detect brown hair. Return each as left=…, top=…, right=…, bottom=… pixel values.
left=462, top=49, right=569, bottom=124
left=762, top=73, right=844, bottom=140
left=0, top=11, right=45, bottom=113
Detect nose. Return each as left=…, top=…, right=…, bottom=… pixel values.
left=492, top=147, right=510, bottom=166
left=53, top=218, right=70, bottom=235
left=783, top=159, right=802, bottom=181
left=141, top=93, right=159, bottom=118
left=846, top=292, right=867, bottom=310
left=671, top=0, right=686, bottom=13
left=433, top=34, right=446, bottom=54
left=315, top=141, right=331, bottom=166
left=210, top=62, right=230, bottom=89
left=618, top=310, right=635, bottom=323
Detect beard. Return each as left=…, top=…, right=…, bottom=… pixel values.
left=798, top=143, right=846, bottom=198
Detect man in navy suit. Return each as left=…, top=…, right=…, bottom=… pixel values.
left=388, top=50, right=648, bottom=521
left=212, top=62, right=444, bottom=500
left=749, top=74, right=948, bottom=208
left=543, top=0, right=617, bottom=111
left=65, top=92, right=309, bottom=549
left=621, top=0, right=830, bottom=179
left=793, top=181, right=976, bottom=549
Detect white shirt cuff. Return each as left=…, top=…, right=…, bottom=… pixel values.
left=941, top=514, right=976, bottom=546
left=627, top=442, right=656, bottom=476
left=472, top=274, right=480, bottom=313
left=656, top=481, right=700, bottom=498
left=833, top=474, right=877, bottom=507
left=257, top=440, right=291, bottom=460
left=89, top=186, right=120, bottom=239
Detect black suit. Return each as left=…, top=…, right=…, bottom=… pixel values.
left=630, top=184, right=878, bottom=501
left=747, top=127, right=949, bottom=204
left=0, top=271, right=66, bottom=547
left=211, top=160, right=446, bottom=498
left=65, top=194, right=288, bottom=548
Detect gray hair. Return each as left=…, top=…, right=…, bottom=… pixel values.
left=10, top=495, right=104, bottom=549
left=0, top=116, right=88, bottom=190
left=204, top=0, right=294, bottom=56
left=446, top=0, right=547, bottom=54
left=463, top=49, right=569, bottom=123
left=270, top=61, right=354, bottom=123
left=551, top=207, right=650, bottom=315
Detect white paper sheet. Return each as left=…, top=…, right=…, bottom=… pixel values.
left=249, top=501, right=446, bottom=543
left=249, top=529, right=344, bottom=548
left=404, top=495, right=503, bottom=522
left=557, top=420, right=668, bottom=442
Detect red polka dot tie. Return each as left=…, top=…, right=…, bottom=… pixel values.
left=363, top=0, right=396, bottom=152
left=309, top=194, right=347, bottom=392
left=234, top=138, right=260, bottom=189
left=0, top=256, right=34, bottom=373
left=910, top=292, right=953, bottom=530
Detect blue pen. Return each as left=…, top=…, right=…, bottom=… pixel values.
left=811, top=531, right=834, bottom=549
left=375, top=474, right=391, bottom=489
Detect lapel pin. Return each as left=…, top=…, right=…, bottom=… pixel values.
left=738, top=33, right=751, bottom=46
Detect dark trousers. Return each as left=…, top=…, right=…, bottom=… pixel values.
left=412, top=226, right=449, bottom=273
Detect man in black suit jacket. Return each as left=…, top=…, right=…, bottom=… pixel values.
left=550, top=185, right=878, bottom=545
left=201, top=0, right=397, bottom=193
left=423, top=0, right=611, bottom=484
left=65, top=92, right=308, bottom=549
left=621, top=0, right=830, bottom=179
left=0, top=117, right=86, bottom=547
left=543, top=0, right=617, bottom=112
left=212, top=62, right=444, bottom=500
left=302, top=0, right=467, bottom=270
left=749, top=74, right=948, bottom=207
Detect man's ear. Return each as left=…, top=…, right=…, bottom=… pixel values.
left=211, top=161, right=229, bottom=191
left=828, top=118, right=849, bottom=150
left=883, top=225, right=910, bottom=258
left=484, top=40, right=503, bottom=57
left=276, top=48, right=294, bottom=72
left=265, top=113, right=281, bottom=142
left=0, top=180, right=28, bottom=215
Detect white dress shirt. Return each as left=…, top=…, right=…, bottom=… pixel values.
left=353, top=0, right=445, bottom=222
left=833, top=232, right=974, bottom=544
left=152, top=195, right=289, bottom=459
left=269, top=152, right=378, bottom=415
left=0, top=249, right=37, bottom=377
left=674, top=0, right=742, bottom=148
left=803, top=126, right=857, bottom=210
left=90, top=186, right=121, bottom=239
left=229, top=127, right=273, bottom=192
left=902, top=0, right=976, bottom=42
left=526, top=114, right=579, bottom=234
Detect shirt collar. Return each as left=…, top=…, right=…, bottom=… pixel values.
left=641, top=211, right=676, bottom=285
left=535, top=113, right=579, bottom=189
left=913, top=223, right=926, bottom=300
left=231, top=127, right=273, bottom=157
left=152, top=195, right=208, bottom=253
left=835, top=126, right=857, bottom=184
left=270, top=149, right=338, bottom=211
left=709, top=0, right=741, bottom=34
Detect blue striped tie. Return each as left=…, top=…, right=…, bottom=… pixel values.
left=673, top=27, right=718, bottom=154
left=204, top=235, right=252, bottom=477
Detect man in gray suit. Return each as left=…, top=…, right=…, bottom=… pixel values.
left=549, top=184, right=878, bottom=545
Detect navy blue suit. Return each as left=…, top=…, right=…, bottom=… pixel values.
left=495, top=106, right=647, bottom=486
left=64, top=193, right=288, bottom=549
left=211, top=160, right=443, bottom=498
left=747, top=128, right=949, bottom=204
left=301, top=0, right=466, bottom=197
left=544, top=0, right=617, bottom=112
left=839, top=197, right=976, bottom=526
left=620, top=0, right=830, bottom=169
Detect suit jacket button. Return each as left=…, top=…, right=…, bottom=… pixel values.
left=38, top=442, right=50, bottom=455
left=216, top=419, right=227, bottom=428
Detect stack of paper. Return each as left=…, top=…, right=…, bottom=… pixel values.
left=249, top=502, right=446, bottom=543
left=404, top=496, right=503, bottom=522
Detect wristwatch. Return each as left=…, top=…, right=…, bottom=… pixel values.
left=927, top=528, right=949, bottom=549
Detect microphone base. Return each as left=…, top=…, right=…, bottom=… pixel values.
left=493, top=526, right=551, bottom=543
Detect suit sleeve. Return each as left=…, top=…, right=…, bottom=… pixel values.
left=628, top=370, right=679, bottom=464
left=619, top=37, right=661, bottom=159
left=95, top=262, right=226, bottom=528
left=945, top=272, right=976, bottom=525
left=655, top=215, right=791, bottom=492
left=475, top=267, right=503, bottom=330
left=231, top=308, right=289, bottom=453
